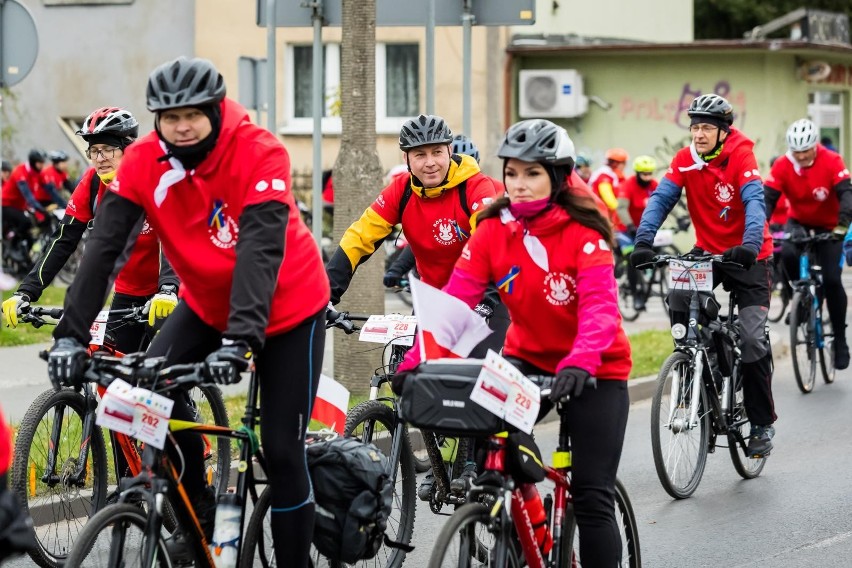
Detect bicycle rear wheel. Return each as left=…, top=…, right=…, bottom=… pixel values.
left=343, top=400, right=416, bottom=567
left=427, top=503, right=520, bottom=568
left=62, top=503, right=171, bottom=567
left=11, top=388, right=108, bottom=568
left=818, top=302, right=836, bottom=384
left=727, top=374, right=767, bottom=479
left=790, top=291, right=817, bottom=393
left=615, top=269, right=643, bottom=322
left=650, top=351, right=710, bottom=499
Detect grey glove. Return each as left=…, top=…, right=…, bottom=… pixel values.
left=204, top=339, right=253, bottom=385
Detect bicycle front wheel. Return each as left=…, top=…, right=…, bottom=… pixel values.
left=650, top=351, right=710, bottom=499
left=790, top=291, right=817, bottom=393
left=11, top=388, right=108, bottom=568
left=62, top=503, right=172, bottom=567
left=343, top=400, right=416, bottom=568
left=188, top=384, right=231, bottom=493
left=427, top=503, right=520, bottom=568
left=560, top=478, right=641, bottom=568
left=818, top=302, right=836, bottom=384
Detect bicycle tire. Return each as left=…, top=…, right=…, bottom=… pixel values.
left=655, top=245, right=679, bottom=316
left=192, top=384, right=232, bottom=493
left=62, top=503, right=172, bottom=567
left=55, top=238, right=85, bottom=285
left=427, top=503, right=521, bottom=568
left=728, top=373, right=766, bottom=479
left=616, top=270, right=642, bottom=322
left=767, top=261, right=789, bottom=323
left=343, top=400, right=416, bottom=568
left=650, top=351, right=710, bottom=499
left=560, top=479, right=641, bottom=567
left=790, top=291, right=817, bottom=393
left=818, top=302, right=836, bottom=384
left=10, top=387, right=108, bottom=568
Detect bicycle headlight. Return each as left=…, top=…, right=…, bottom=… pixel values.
left=671, top=323, right=687, bottom=340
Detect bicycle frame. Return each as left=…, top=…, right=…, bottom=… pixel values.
left=796, top=243, right=826, bottom=350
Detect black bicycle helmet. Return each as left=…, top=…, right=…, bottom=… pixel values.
left=49, top=150, right=69, bottom=163
left=497, top=119, right=575, bottom=168
left=146, top=56, right=226, bottom=112
left=687, top=94, right=734, bottom=126
left=28, top=149, right=46, bottom=168
left=451, top=134, right=480, bottom=163
left=399, top=114, right=454, bottom=151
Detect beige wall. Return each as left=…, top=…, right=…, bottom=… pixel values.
left=518, top=0, right=693, bottom=42
left=196, top=1, right=510, bottom=181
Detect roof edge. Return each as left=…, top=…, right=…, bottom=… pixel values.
left=507, top=38, right=852, bottom=56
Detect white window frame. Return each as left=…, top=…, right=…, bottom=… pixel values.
left=281, top=42, right=417, bottom=135
left=808, top=90, right=845, bottom=156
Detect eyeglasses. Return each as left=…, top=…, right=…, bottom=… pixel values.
left=86, top=146, right=119, bottom=160
left=689, top=124, right=719, bottom=134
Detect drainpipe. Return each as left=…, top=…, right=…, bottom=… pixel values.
left=503, top=49, right=514, bottom=131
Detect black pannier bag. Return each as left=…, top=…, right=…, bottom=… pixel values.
left=398, top=360, right=510, bottom=436
left=307, top=436, right=393, bottom=563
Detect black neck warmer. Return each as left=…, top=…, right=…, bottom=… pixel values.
left=156, top=104, right=222, bottom=171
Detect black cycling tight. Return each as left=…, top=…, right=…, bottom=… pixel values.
left=146, top=303, right=324, bottom=567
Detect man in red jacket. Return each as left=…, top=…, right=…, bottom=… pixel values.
left=631, top=94, right=777, bottom=458
left=46, top=57, right=329, bottom=566
left=765, top=118, right=852, bottom=369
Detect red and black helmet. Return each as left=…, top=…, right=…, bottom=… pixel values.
left=77, top=107, right=139, bottom=144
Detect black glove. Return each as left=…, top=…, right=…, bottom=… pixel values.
left=722, top=246, right=757, bottom=269
left=629, top=242, right=655, bottom=268
left=204, top=339, right=253, bottom=385
left=48, top=337, right=89, bottom=389
left=686, top=246, right=706, bottom=257
left=549, top=367, right=595, bottom=402
left=625, top=224, right=637, bottom=239
left=383, top=269, right=403, bottom=288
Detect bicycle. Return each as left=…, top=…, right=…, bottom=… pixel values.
left=777, top=231, right=839, bottom=393
left=10, top=305, right=230, bottom=568
left=426, top=373, right=641, bottom=568
left=645, top=254, right=769, bottom=499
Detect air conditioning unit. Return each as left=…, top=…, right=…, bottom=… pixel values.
left=518, top=69, right=589, bottom=118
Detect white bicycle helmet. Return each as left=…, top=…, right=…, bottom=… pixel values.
left=786, top=119, right=818, bottom=152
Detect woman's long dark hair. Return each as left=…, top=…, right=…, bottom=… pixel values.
left=478, top=163, right=615, bottom=247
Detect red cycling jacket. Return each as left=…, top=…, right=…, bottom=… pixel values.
left=111, top=98, right=329, bottom=335
left=455, top=206, right=631, bottom=379
left=1, top=163, right=41, bottom=210
left=618, top=175, right=658, bottom=227
left=665, top=128, right=773, bottom=259
left=37, top=165, right=69, bottom=202
left=0, top=405, right=11, bottom=474
left=764, top=145, right=851, bottom=231
left=66, top=169, right=162, bottom=297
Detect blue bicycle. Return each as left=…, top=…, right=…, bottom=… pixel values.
left=780, top=232, right=839, bottom=393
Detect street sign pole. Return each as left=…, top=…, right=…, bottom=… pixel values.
left=266, top=0, right=277, bottom=133
left=425, top=0, right=435, bottom=114
left=462, top=0, right=473, bottom=137
left=311, top=0, right=324, bottom=245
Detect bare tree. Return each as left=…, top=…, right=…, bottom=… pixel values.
left=332, top=0, right=386, bottom=392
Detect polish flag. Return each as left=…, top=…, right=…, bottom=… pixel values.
left=311, top=374, right=350, bottom=434
left=410, top=277, right=493, bottom=360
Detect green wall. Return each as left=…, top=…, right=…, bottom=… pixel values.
left=515, top=49, right=852, bottom=175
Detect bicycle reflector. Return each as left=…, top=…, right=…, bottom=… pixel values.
left=671, top=323, right=687, bottom=340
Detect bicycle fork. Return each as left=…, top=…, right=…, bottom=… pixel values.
left=667, top=349, right=705, bottom=433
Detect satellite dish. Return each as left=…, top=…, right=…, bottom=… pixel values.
left=800, top=60, right=832, bottom=83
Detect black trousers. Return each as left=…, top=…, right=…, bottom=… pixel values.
left=146, top=302, right=324, bottom=566
left=510, top=358, right=629, bottom=568
left=782, top=220, right=847, bottom=345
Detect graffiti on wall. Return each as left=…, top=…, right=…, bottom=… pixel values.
left=620, top=81, right=747, bottom=130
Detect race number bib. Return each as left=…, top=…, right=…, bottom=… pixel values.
left=668, top=260, right=713, bottom=292
left=96, top=379, right=174, bottom=449
left=358, top=314, right=418, bottom=347
left=89, top=310, right=110, bottom=346
left=470, top=350, right=540, bottom=434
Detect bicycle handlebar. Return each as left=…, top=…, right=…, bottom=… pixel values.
left=773, top=232, right=841, bottom=245
left=526, top=374, right=597, bottom=403
left=21, top=305, right=147, bottom=328
left=636, top=253, right=729, bottom=270
left=325, top=307, right=371, bottom=334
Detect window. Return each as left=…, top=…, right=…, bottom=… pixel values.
left=283, top=42, right=419, bottom=134
left=808, top=91, right=844, bottom=155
